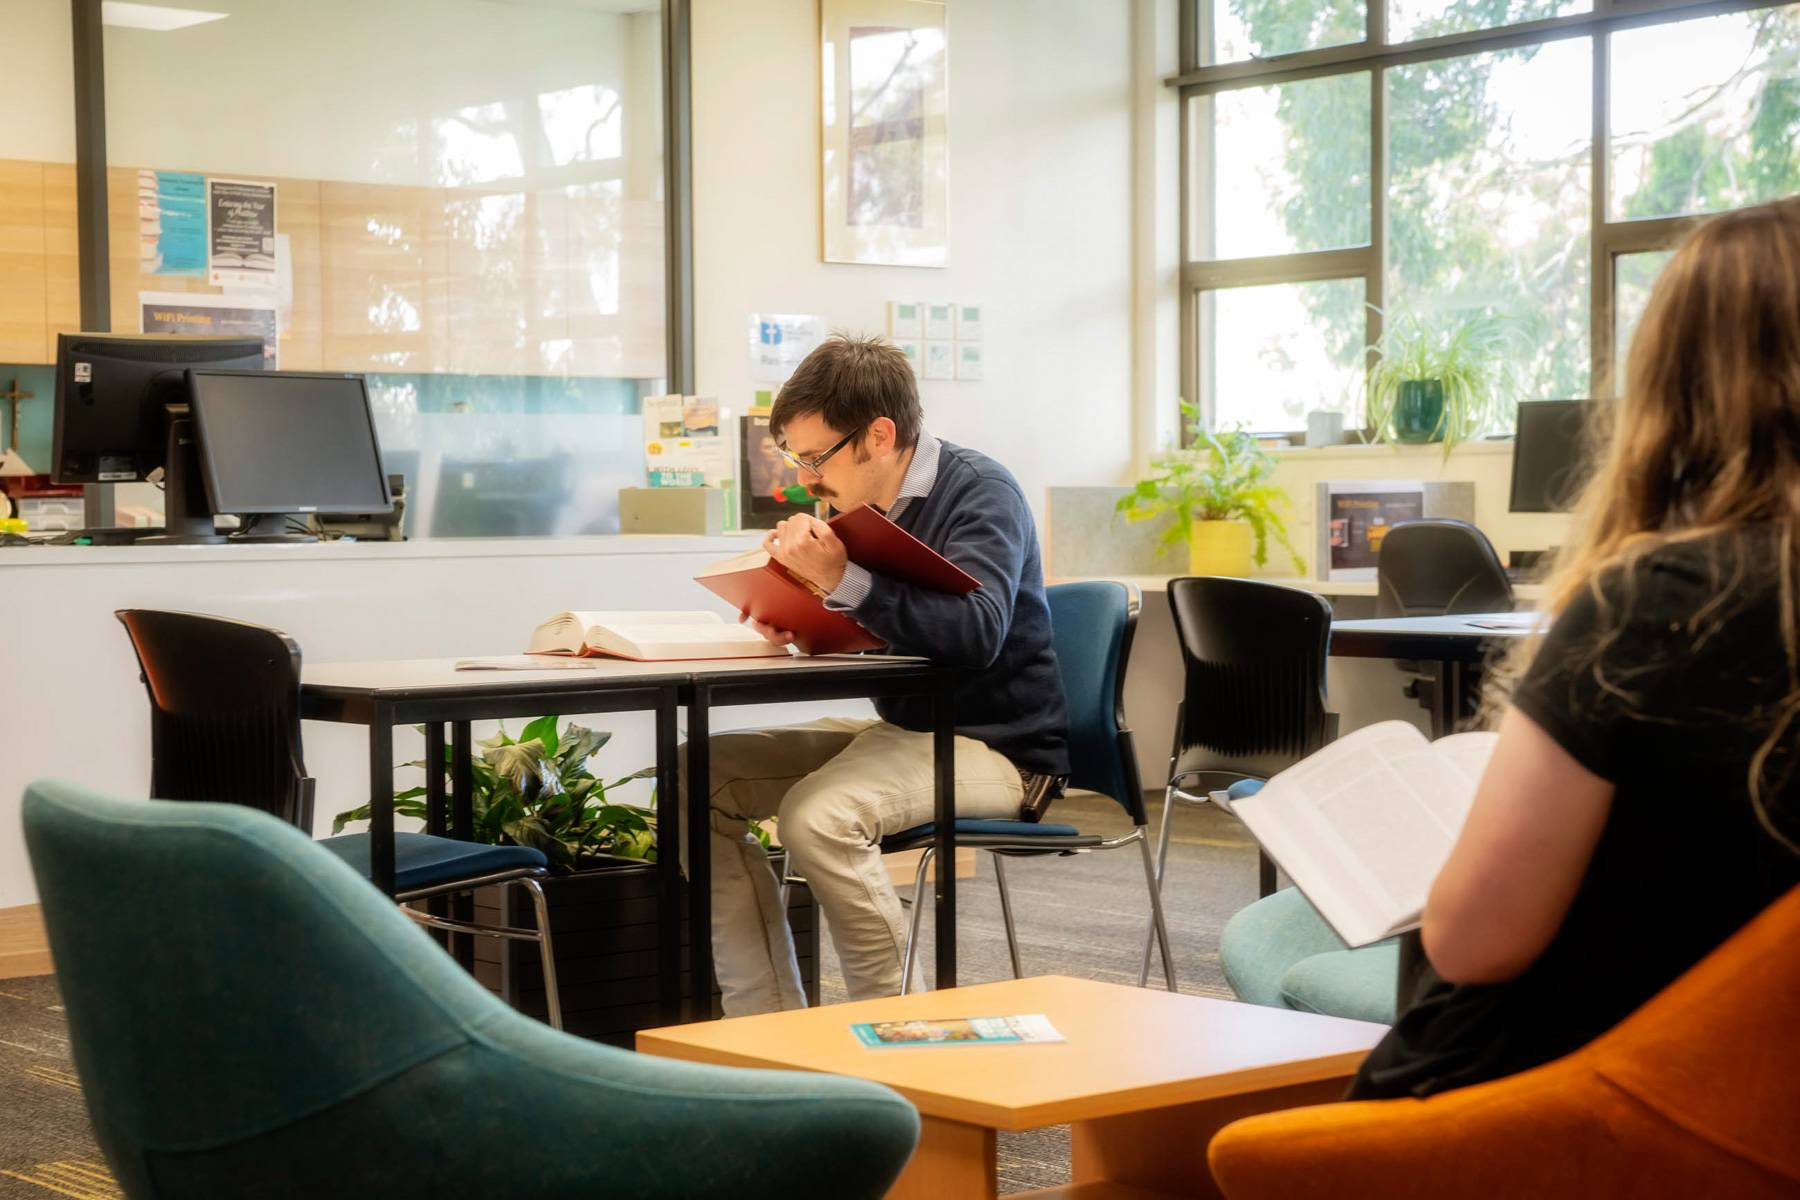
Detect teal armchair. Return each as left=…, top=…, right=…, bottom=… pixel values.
left=22, top=780, right=920, bottom=1199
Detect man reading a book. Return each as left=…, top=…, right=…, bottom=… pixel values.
left=681, top=333, right=1070, bottom=1014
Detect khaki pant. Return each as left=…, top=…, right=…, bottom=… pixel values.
left=678, top=717, right=1024, bottom=1015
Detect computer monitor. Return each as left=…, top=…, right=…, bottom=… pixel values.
left=1509, top=399, right=1593, bottom=513
left=186, top=371, right=392, bottom=539
left=52, top=333, right=265, bottom=485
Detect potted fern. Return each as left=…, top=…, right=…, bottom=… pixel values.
left=1115, top=403, right=1306, bottom=577
left=1363, top=311, right=1517, bottom=453
left=331, top=715, right=660, bottom=868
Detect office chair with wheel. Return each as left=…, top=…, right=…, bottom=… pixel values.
left=1376, top=518, right=1514, bottom=732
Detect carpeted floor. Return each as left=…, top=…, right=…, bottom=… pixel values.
left=0, top=792, right=1258, bottom=1198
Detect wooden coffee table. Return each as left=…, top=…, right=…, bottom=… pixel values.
left=638, top=975, right=1386, bottom=1199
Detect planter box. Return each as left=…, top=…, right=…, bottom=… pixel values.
left=470, top=855, right=819, bottom=1046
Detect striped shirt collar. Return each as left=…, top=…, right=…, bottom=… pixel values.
left=887, top=428, right=941, bottom=520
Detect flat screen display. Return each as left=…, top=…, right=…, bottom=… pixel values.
left=187, top=370, right=392, bottom=515
left=1509, top=399, right=1592, bottom=513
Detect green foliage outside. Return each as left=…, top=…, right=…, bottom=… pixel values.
left=1220, top=1, right=1800, bottom=424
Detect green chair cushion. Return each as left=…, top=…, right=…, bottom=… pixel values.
left=1279, top=943, right=1402, bottom=1025
left=1220, top=886, right=1399, bottom=1024
left=22, top=780, right=920, bottom=1200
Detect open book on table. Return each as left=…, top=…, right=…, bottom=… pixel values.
left=694, top=503, right=979, bottom=656
left=464, top=610, right=789, bottom=666
left=1231, top=720, right=1499, bottom=949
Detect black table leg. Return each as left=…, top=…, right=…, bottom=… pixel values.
left=451, top=721, right=475, bottom=971
left=1430, top=661, right=1453, bottom=739
left=368, top=702, right=396, bottom=897
left=686, top=685, right=712, bottom=1022
left=654, top=689, right=682, bottom=1025
left=933, top=677, right=957, bottom=991
left=424, top=723, right=449, bottom=948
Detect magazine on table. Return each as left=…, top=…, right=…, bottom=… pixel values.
left=850, top=1014, right=1065, bottom=1048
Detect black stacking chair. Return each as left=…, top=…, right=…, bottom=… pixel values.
left=1376, top=519, right=1514, bottom=733
left=114, top=609, right=567, bottom=1028
left=1138, top=577, right=1336, bottom=985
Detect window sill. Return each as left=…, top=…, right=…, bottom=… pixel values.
left=1268, top=438, right=1515, bottom=462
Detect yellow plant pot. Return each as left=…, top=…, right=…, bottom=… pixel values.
left=1188, top=519, right=1254, bottom=577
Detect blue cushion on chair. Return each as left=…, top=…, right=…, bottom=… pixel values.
left=1225, top=778, right=1265, bottom=802
left=317, top=832, right=548, bottom=893
left=1279, top=943, right=1402, bottom=1025
left=884, top=819, right=1082, bottom=842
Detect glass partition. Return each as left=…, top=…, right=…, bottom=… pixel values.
left=103, top=0, right=667, bottom=536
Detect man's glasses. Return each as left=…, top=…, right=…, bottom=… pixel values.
left=777, top=427, right=860, bottom=474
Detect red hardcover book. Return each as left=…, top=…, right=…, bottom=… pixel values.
left=694, top=504, right=980, bottom=656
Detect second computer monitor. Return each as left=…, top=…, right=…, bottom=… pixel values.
left=186, top=371, right=392, bottom=516
left=1509, top=399, right=1594, bottom=513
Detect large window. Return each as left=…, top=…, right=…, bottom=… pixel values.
left=1179, top=1, right=1800, bottom=435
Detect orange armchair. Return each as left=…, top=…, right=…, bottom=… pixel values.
left=1208, top=883, right=1800, bottom=1200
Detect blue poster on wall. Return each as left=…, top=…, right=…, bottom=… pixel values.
left=138, top=170, right=206, bottom=277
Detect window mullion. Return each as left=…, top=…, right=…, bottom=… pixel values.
left=1591, top=28, right=1612, bottom=397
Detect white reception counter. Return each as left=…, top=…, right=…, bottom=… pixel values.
left=0, top=534, right=871, bottom=908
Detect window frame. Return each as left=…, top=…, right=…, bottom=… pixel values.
left=1174, top=0, right=1787, bottom=439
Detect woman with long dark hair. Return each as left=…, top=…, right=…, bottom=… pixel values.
left=1351, top=199, right=1800, bottom=1098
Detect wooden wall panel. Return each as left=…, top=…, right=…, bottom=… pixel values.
left=274, top=177, right=322, bottom=371
left=320, top=182, right=446, bottom=374
left=0, top=160, right=49, bottom=364
left=42, top=164, right=79, bottom=357
left=6, top=160, right=663, bottom=379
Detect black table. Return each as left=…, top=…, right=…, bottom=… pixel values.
left=300, top=658, right=688, bottom=1020
left=1328, top=612, right=1542, bottom=736
left=301, top=654, right=964, bottom=1025
left=679, top=656, right=964, bottom=1018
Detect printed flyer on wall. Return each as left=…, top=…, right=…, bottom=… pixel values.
left=1323, top=480, right=1425, bottom=580
left=850, top=1014, right=1066, bottom=1049
left=138, top=170, right=206, bottom=277
left=748, top=313, right=825, bottom=385
left=207, top=178, right=278, bottom=289
left=140, top=292, right=279, bottom=368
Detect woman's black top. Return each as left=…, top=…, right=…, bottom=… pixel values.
left=1350, top=527, right=1800, bottom=1099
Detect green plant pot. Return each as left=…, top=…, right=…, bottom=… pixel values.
left=1394, top=379, right=1446, bottom=444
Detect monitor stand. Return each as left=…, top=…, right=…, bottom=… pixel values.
left=227, top=514, right=318, bottom=544
left=137, top=409, right=225, bottom=545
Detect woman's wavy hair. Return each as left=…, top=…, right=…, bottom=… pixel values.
left=1490, top=198, right=1800, bottom=852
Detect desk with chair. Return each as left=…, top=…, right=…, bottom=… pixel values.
left=300, top=653, right=968, bottom=1026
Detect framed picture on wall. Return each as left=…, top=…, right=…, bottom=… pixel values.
left=820, top=0, right=948, bottom=268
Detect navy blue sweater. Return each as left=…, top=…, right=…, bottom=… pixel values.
left=846, top=442, right=1070, bottom=775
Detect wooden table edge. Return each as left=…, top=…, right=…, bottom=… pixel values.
left=634, top=1034, right=1368, bottom=1131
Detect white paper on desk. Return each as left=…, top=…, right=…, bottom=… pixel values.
left=804, top=653, right=931, bottom=662
left=455, top=655, right=615, bottom=671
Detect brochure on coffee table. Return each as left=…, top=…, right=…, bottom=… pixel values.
left=851, top=1014, right=1065, bottom=1048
